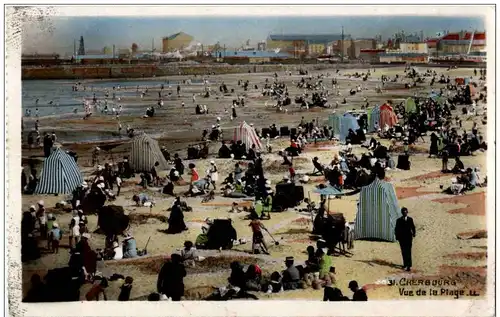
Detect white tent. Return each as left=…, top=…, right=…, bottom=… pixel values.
left=233, top=121, right=263, bottom=152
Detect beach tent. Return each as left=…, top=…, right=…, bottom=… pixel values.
left=379, top=104, right=398, bottom=129
left=405, top=97, right=417, bottom=114
left=469, top=84, right=477, bottom=96
left=354, top=177, right=399, bottom=242
left=129, top=133, right=169, bottom=172
left=367, top=105, right=381, bottom=132
left=34, top=147, right=84, bottom=194
left=233, top=121, right=263, bottom=152
left=430, top=93, right=445, bottom=105
left=328, top=113, right=360, bottom=142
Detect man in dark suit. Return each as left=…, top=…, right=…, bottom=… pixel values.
left=395, top=207, right=416, bottom=271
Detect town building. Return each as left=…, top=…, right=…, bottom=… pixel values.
left=221, top=50, right=291, bottom=64
left=359, top=49, right=385, bottom=63
left=162, top=32, right=194, bottom=53
left=399, top=42, right=428, bottom=54
left=330, top=39, right=376, bottom=59
left=267, top=34, right=348, bottom=57
left=438, top=31, right=486, bottom=55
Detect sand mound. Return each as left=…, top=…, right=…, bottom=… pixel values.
left=456, top=230, right=487, bottom=240
left=405, top=170, right=450, bottom=182
left=432, top=192, right=486, bottom=216
left=129, top=213, right=168, bottom=225
left=444, top=252, right=487, bottom=261
left=395, top=186, right=440, bottom=200
left=184, top=285, right=218, bottom=300
left=108, top=255, right=264, bottom=275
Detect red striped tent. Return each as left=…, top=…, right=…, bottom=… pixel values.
left=379, top=104, right=398, bottom=128
left=233, top=121, right=263, bottom=152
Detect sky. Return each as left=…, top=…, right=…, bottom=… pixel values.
left=22, top=16, right=485, bottom=55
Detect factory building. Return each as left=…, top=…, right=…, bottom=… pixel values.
left=162, top=32, right=194, bottom=53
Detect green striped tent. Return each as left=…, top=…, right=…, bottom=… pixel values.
left=129, top=133, right=169, bottom=172
left=354, top=177, right=399, bottom=242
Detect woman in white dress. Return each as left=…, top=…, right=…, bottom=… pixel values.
left=209, top=161, right=218, bottom=190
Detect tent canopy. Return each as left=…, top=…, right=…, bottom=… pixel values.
left=329, top=112, right=360, bottom=142
left=405, top=97, right=417, bottom=114
left=354, top=177, right=400, bottom=242
left=367, top=105, right=381, bottom=132
left=129, top=133, right=169, bottom=172
left=34, top=147, right=84, bottom=194
left=379, top=104, right=398, bottom=129
left=233, top=121, right=263, bottom=152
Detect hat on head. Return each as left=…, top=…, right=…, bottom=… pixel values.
left=29, top=205, right=36, bottom=211
left=285, top=256, right=294, bottom=262
left=210, top=160, right=215, bottom=164
left=283, top=175, right=289, bottom=180
left=52, top=222, right=59, bottom=228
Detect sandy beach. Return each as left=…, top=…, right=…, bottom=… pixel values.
left=21, top=66, right=488, bottom=301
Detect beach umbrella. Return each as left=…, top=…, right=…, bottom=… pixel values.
left=313, top=185, right=343, bottom=211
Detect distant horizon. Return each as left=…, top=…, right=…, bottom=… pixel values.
left=22, top=16, right=486, bottom=55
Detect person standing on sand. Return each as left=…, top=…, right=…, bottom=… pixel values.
left=394, top=207, right=416, bottom=272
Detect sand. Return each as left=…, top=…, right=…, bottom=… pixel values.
left=21, top=66, right=488, bottom=301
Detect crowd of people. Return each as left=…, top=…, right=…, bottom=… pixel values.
left=22, top=65, right=487, bottom=302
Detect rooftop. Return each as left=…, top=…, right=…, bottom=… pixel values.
left=163, top=32, right=192, bottom=41
left=221, top=50, right=291, bottom=58
left=268, top=34, right=350, bottom=44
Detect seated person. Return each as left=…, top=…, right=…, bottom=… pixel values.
left=278, top=175, right=292, bottom=184
left=169, top=168, right=180, bottom=182
left=368, top=137, right=378, bottom=150
left=245, top=264, right=262, bottom=292
left=122, top=235, right=138, bottom=259
left=451, top=157, right=465, bottom=174
left=262, top=271, right=283, bottom=293
left=218, top=142, right=231, bottom=158
left=181, top=241, right=197, bottom=267
left=162, top=180, right=175, bottom=196
left=305, top=246, right=320, bottom=273
left=223, top=184, right=248, bottom=198
left=132, top=193, right=150, bottom=207
left=317, top=248, right=333, bottom=280
left=279, top=151, right=292, bottom=165
left=282, top=257, right=301, bottom=290
left=187, top=177, right=209, bottom=197
left=247, top=145, right=257, bottom=161
left=312, top=157, right=324, bottom=176
left=222, top=173, right=234, bottom=185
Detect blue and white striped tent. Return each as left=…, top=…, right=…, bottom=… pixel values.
left=354, top=177, right=399, bottom=242
left=328, top=112, right=360, bottom=142
left=34, top=147, right=84, bottom=194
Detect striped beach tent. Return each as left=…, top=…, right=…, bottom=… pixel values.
left=367, top=105, right=381, bottom=132
left=328, top=113, right=360, bottom=142
left=34, top=147, right=84, bottom=194
left=379, top=104, right=398, bottom=129
left=233, top=121, right=263, bottom=152
left=405, top=97, right=417, bottom=114
left=354, top=177, right=399, bottom=242
left=129, top=133, right=168, bottom=172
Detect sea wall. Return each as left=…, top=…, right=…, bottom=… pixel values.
left=21, top=62, right=484, bottom=80
left=22, top=64, right=334, bottom=80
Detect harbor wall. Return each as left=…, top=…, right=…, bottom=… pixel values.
left=22, top=64, right=330, bottom=80
left=22, top=62, right=484, bottom=80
